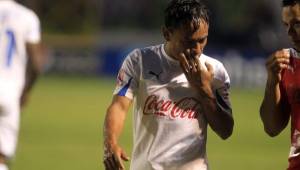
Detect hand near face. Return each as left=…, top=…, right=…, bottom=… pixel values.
left=178, top=49, right=214, bottom=98
left=266, top=49, right=290, bottom=83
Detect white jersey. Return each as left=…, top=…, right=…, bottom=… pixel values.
left=0, top=0, right=40, bottom=98
left=114, top=44, right=231, bottom=170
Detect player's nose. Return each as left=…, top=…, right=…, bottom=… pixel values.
left=288, top=26, right=297, bottom=37
left=191, top=44, right=202, bottom=56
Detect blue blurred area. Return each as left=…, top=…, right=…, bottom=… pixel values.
left=98, top=45, right=141, bottom=76
left=99, top=47, right=128, bottom=76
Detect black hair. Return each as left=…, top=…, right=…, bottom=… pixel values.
left=164, top=0, right=209, bottom=29
left=282, top=0, right=300, bottom=6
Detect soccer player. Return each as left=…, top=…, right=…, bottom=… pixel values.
left=103, top=0, right=234, bottom=169
left=0, top=0, right=42, bottom=170
left=260, top=0, right=300, bottom=169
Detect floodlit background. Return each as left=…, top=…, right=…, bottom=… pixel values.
left=11, top=0, right=291, bottom=169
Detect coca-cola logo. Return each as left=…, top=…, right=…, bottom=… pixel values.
left=143, top=95, right=201, bottom=119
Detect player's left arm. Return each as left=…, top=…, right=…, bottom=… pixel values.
left=178, top=51, right=233, bottom=139
left=198, top=84, right=233, bottom=140
left=21, top=42, right=43, bottom=108
left=20, top=13, right=43, bottom=108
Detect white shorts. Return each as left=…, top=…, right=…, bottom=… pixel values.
left=0, top=91, right=20, bottom=159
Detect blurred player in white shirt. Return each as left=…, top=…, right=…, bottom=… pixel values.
left=0, top=0, right=42, bottom=169
left=103, top=0, right=234, bottom=169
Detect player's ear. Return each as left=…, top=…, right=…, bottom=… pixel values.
left=162, top=26, right=172, bottom=41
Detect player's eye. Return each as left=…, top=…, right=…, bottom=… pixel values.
left=198, top=38, right=206, bottom=44
left=283, top=22, right=289, bottom=29
left=182, top=40, right=194, bottom=46
left=294, top=22, right=300, bottom=29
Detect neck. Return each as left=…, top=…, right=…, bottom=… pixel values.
left=164, top=42, right=178, bottom=60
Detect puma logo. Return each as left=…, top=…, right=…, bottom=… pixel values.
left=148, top=70, right=162, bottom=79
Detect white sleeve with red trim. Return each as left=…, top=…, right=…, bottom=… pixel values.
left=113, top=49, right=140, bottom=100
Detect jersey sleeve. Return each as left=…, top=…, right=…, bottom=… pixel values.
left=213, top=62, right=232, bottom=116
left=25, top=12, right=41, bottom=43
left=113, top=49, right=141, bottom=100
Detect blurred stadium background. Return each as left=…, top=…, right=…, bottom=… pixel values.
left=11, top=0, right=292, bottom=169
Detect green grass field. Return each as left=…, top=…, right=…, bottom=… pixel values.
left=10, top=75, right=290, bottom=170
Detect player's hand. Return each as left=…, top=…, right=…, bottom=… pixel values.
left=266, top=49, right=290, bottom=83
left=178, top=49, right=214, bottom=99
left=103, top=142, right=130, bottom=170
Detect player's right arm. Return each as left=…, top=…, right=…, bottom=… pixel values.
left=103, top=49, right=139, bottom=169
left=260, top=49, right=290, bottom=137
left=103, top=95, right=131, bottom=170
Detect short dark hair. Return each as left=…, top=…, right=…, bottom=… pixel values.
left=282, top=0, right=300, bottom=6
left=164, top=0, right=209, bottom=29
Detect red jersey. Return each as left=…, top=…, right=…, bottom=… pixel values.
left=280, top=49, right=300, bottom=170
